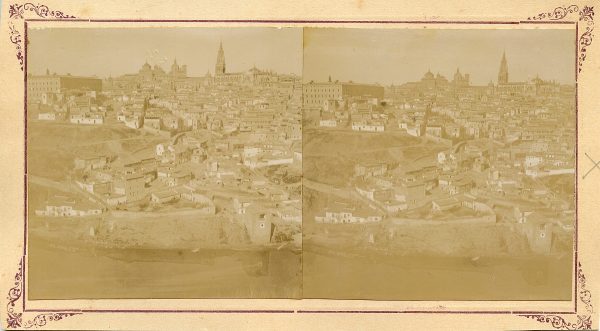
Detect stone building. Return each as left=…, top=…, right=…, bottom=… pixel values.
left=28, top=70, right=102, bottom=103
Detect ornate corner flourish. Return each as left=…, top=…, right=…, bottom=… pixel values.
left=8, top=22, right=24, bottom=71
left=6, top=258, right=81, bottom=329
left=8, top=2, right=76, bottom=19
left=7, top=3, right=76, bottom=71
left=519, top=262, right=595, bottom=330
left=528, top=4, right=595, bottom=73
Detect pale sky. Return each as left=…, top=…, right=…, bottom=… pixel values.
left=28, top=27, right=576, bottom=85
left=28, top=27, right=303, bottom=78
left=304, top=28, right=576, bottom=85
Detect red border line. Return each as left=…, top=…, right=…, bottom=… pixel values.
left=296, top=310, right=576, bottom=314
left=23, top=18, right=577, bottom=25
left=26, top=309, right=295, bottom=313
left=21, top=19, right=579, bottom=315
left=519, top=20, right=576, bottom=24
left=23, top=308, right=576, bottom=314
left=23, top=20, right=28, bottom=313
left=25, top=19, right=525, bottom=24
left=23, top=20, right=28, bottom=258
left=574, top=21, right=579, bottom=314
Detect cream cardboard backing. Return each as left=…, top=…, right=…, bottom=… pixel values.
left=0, top=0, right=598, bottom=330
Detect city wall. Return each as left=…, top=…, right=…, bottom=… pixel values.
left=109, top=208, right=214, bottom=219
left=389, top=214, right=496, bottom=226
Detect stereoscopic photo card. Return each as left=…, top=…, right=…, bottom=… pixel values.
left=0, top=0, right=598, bottom=330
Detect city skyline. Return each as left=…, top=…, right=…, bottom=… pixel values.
left=29, top=28, right=576, bottom=87
left=28, top=27, right=303, bottom=78
left=304, top=28, right=576, bottom=85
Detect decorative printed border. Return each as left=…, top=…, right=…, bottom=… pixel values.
left=6, top=258, right=81, bottom=329
left=3, top=2, right=597, bottom=330
left=8, top=2, right=75, bottom=19
left=7, top=2, right=76, bottom=71
left=6, top=4, right=80, bottom=327
left=7, top=22, right=24, bottom=71
left=528, top=4, right=595, bottom=73
left=524, top=5, right=595, bottom=328
left=519, top=262, right=595, bottom=330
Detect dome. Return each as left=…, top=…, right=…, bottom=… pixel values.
left=422, top=70, right=434, bottom=80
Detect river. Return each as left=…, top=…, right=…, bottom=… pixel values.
left=27, top=235, right=302, bottom=299
left=302, top=248, right=573, bottom=300
left=27, top=235, right=572, bottom=300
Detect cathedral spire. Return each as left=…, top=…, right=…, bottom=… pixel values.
left=498, top=50, right=509, bottom=85
left=215, top=40, right=226, bottom=75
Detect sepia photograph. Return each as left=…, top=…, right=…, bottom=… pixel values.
left=24, top=25, right=578, bottom=301
left=25, top=27, right=303, bottom=299
left=302, top=27, right=576, bottom=300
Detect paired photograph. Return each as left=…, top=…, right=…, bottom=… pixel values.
left=26, top=26, right=575, bottom=301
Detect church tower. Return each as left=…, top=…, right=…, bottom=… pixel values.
left=215, top=41, right=226, bottom=76
left=498, top=51, right=509, bottom=85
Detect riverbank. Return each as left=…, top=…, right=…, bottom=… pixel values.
left=28, top=213, right=300, bottom=251
left=303, top=221, right=572, bottom=258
